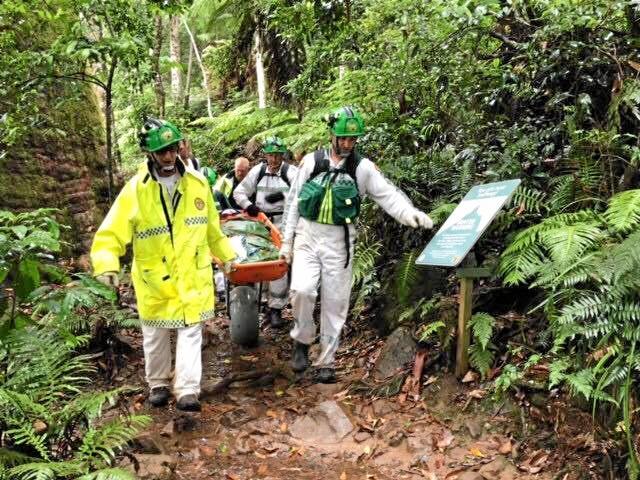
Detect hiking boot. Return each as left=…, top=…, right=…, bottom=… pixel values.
left=315, top=367, right=336, bottom=384
left=149, top=386, right=170, bottom=407
left=290, top=342, right=310, bottom=372
left=268, top=308, right=284, bottom=328
left=176, top=394, right=201, bottom=412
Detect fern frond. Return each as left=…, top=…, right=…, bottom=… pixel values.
left=77, top=468, right=136, bottom=480
left=470, top=313, right=495, bottom=350
left=605, top=189, right=640, bottom=233
left=8, top=460, right=84, bottom=480
left=0, top=448, right=38, bottom=467
left=75, top=416, right=151, bottom=467
left=542, top=223, right=604, bottom=265
left=393, top=251, right=420, bottom=306
left=469, top=342, right=495, bottom=378
left=510, top=186, right=546, bottom=214
left=418, top=320, right=445, bottom=342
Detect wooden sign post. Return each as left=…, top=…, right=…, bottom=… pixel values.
left=416, top=179, right=520, bottom=379
left=454, top=266, right=492, bottom=378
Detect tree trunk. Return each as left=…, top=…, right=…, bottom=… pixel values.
left=152, top=16, right=165, bottom=117
left=170, top=15, right=182, bottom=104
left=105, top=59, right=117, bottom=204
left=182, top=18, right=213, bottom=118
left=183, top=42, right=193, bottom=109
left=254, top=30, right=266, bottom=109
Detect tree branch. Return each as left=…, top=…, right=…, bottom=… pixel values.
left=488, top=31, right=520, bottom=49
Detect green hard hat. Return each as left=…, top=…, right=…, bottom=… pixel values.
left=262, top=136, right=287, bottom=154
left=139, top=117, right=184, bottom=152
left=201, top=166, right=218, bottom=186
left=327, top=106, right=365, bottom=137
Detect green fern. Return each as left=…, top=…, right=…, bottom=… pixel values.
left=351, top=233, right=382, bottom=287
left=418, top=320, right=445, bottom=342
left=510, top=186, right=546, bottom=215
left=76, top=416, right=151, bottom=467
left=605, top=189, right=640, bottom=233
left=392, top=251, right=421, bottom=306
left=76, top=468, right=136, bottom=480
left=468, top=313, right=496, bottom=378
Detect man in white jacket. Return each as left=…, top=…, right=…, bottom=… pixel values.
left=280, top=107, right=433, bottom=383
left=234, top=137, right=298, bottom=327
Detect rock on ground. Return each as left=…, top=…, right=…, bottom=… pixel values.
left=373, top=326, right=417, bottom=380
left=289, top=400, right=354, bottom=444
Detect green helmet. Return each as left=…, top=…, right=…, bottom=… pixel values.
left=262, top=136, right=287, bottom=154
left=327, top=106, right=365, bottom=137
left=201, top=166, right=218, bottom=186
left=139, top=117, right=184, bottom=152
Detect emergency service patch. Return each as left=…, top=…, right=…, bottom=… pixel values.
left=194, top=197, right=205, bottom=210
left=161, top=130, right=174, bottom=141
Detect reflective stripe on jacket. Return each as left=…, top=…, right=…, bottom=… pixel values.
left=91, top=160, right=236, bottom=328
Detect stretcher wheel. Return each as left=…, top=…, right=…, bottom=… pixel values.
left=229, top=285, right=259, bottom=346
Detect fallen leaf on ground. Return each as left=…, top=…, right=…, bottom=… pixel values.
left=424, top=375, right=438, bottom=386
left=340, top=472, right=347, bottom=480
left=266, top=409, right=278, bottom=418
left=257, top=464, right=268, bottom=475
left=461, top=371, right=478, bottom=383
left=467, top=389, right=486, bottom=399
left=279, top=423, right=288, bottom=433
left=518, top=449, right=549, bottom=473
left=469, top=447, right=485, bottom=457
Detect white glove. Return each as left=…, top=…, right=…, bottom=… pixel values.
left=96, top=271, right=119, bottom=288
left=408, top=210, right=434, bottom=229
left=222, top=260, right=237, bottom=275
left=279, top=245, right=292, bottom=265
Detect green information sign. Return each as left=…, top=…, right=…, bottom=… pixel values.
left=416, top=179, right=521, bottom=267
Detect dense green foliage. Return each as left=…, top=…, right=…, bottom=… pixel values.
left=4, top=0, right=640, bottom=476
left=0, top=210, right=146, bottom=479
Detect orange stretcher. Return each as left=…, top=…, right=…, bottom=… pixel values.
left=212, top=211, right=288, bottom=285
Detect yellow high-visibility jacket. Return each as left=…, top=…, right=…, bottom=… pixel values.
left=213, top=172, right=234, bottom=198
left=91, top=160, right=236, bottom=328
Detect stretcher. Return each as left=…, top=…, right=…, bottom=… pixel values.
left=212, top=212, right=288, bottom=346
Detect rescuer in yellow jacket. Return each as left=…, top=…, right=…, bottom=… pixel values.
left=91, top=117, right=236, bottom=411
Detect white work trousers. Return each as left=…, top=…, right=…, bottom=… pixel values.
left=268, top=214, right=289, bottom=310
left=141, top=323, right=202, bottom=399
left=289, top=218, right=354, bottom=367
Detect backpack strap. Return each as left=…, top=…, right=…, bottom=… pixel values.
left=256, top=161, right=291, bottom=187
left=255, top=162, right=268, bottom=186
left=281, top=162, right=290, bottom=187
left=311, top=149, right=330, bottom=179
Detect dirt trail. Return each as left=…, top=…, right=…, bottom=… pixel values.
left=111, top=309, right=560, bottom=480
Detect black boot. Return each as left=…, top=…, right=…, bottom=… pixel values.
left=315, top=367, right=336, bottom=384
left=291, top=342, right=310, bottom=372
left=176, top=394, right=201, bottom=412
left=149, top=386, right=170, bottom=407
left=268, top=308, right=284, bottom=328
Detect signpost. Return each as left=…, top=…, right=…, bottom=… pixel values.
left=416, top=179, right=521, bottom=378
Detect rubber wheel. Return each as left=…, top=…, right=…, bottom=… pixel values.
left=229, top=285, right=259, bottom=346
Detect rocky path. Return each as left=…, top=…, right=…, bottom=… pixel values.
left=110, top=310, right=563, bottom=480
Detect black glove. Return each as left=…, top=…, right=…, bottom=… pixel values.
left=246, top=204, right=261, bottom=217
left=264, top=191, right=285, bottom=203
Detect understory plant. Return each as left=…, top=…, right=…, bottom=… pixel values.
left=499, top=189, right=640, bottom=477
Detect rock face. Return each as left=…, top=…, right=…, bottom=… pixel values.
left=373, top=326, right=417, bottom=380
left=0, top=84, right=111, bottom=255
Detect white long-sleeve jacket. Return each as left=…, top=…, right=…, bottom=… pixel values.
left=233, top=161, right=298, bottom=214
left=280, top=149, right=423, bottom=256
